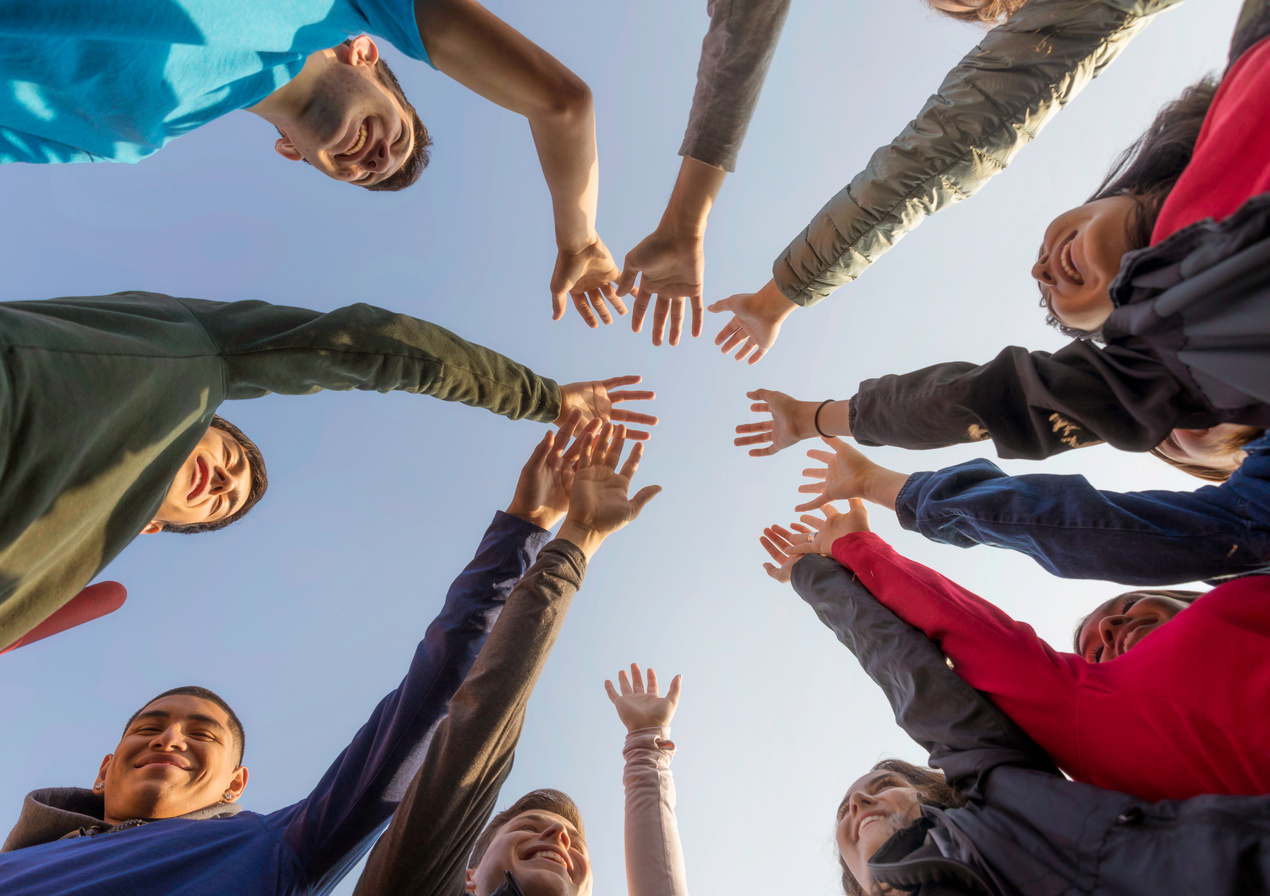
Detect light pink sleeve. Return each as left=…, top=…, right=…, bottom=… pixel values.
left=622, top=727, right=689, bottom=896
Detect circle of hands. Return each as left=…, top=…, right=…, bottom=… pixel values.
left=551, top=227, right=791, bottom=360
left=605, top=663, right=682, bottom=733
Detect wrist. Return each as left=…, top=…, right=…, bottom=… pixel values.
left=506, top=504, right=564, bottom=531
left=556, top=229, right=599, bottom=255
left=757, top=279, right=798, bottom=322
left=661, top=158, right=726, bottom=236
left=866, top=468, right=910, bottom=511
left=556, top=520, right=606, bottom=560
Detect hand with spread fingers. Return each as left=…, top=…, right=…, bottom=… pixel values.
left=795, top=438, right=909, bottom=513
left=551, top=236, right=627, bottom=328
left=505, top=410, right=596, bottom=530
left=617, top=234, right=705, bottom=347
left=759, top=521, right=815, bottom=583
left=556, top=422, right=662, bottom=559
left=556, top=376, right=659, bottom=440
left=605, top=663, right=682, bottom=732
left=707, top=279, right=797, bottom=365
left=761, top=501, right=872, bottom=579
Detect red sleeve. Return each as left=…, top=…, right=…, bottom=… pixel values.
left=0, top=582, right=126, bottom=654
left=830, top=532, right=1082, bottom=747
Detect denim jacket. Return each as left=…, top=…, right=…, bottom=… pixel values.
left=895, top=435, right=1270, bottom=585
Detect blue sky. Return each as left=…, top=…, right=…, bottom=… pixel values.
left=0, top=0, right=1243, bottom=893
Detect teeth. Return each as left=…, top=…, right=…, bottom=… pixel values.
left=529, top=851, right=566, bottom=867
left=1060, top=242, right=1083, bottom=284
left=344, top=124, right=366, bottom=157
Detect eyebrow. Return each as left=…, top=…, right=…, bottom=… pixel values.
left=519, top=813, right=585, bottom=845
left=133, top=710, right=226, bottom=731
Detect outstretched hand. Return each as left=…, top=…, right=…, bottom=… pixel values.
left=759, top=521, right=814, bottom=583
left=605, top=663, right=682, bottom=731
left=557, top=423, right=662, bottom=558
left=556, top=375, right=658, bottom=440
left=616, top=228, right=705, bottom=347
left=788, top=500, right=872, bottom=556
left=795, top=438, right=907, bottom=513
left=550, top=236, right=626, bottom=327
left=708, top=279, right=796, bottom=365
left=735, top=389, right=812, bottom=457
left=506, top=411, right=592, bottom=530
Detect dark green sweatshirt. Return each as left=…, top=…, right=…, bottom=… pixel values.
left=0, top=291, right=560, bottom=648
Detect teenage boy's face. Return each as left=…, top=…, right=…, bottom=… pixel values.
left=95, top=695, right=247, bottom=824
left=1033, top=195, right=1138, bottom=332
left=272, top=36, right=415, bottom=187
left=836, top=769, right=923, bottom=892
left=467, top=811, right=592, bottom=896
left=144, top=427, right=252, bottom=532
left=1076, top=593, right=1191, bottom=663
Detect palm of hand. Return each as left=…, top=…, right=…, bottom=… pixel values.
left=613, top=693, right=675, bottom=730
left=557, top=241, right=620, bottom=294
left=570, top=466, right=636, bottom=532
left=630, top=233, right=703, bottom=296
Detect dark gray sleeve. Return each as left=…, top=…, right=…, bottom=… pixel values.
left=352, top=541, right=587, bottom=896
left=678, top=0, right=792, bottom=172
left=790, top=554, right=1059, bottom=796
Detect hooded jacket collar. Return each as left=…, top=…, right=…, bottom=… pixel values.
left=1, top=787, right=242, bottom=853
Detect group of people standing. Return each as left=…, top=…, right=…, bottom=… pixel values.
left=0, top=0, right=1267, bottom=894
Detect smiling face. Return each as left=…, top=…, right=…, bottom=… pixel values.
left=466, top=811, right=592, bottom=896
left=1033, top=195, right=1139, bottom=333
left=272, top=37, right=415, bottom=187
left=95, top=695, right=247, bottom=824
left=144, top=426, right=252, bottom=533
left=835, top=769, right=924, bottom=893
left=1076, top=592, right=1192, bottom=664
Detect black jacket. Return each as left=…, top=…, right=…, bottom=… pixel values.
left=849, top=0, right=1270, bottom=460
left=791, top=555, right=1270, bottom=896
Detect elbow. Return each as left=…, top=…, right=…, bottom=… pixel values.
left=532, top=74, right=593, bottom=127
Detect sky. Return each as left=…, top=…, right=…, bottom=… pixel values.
left=0, top=0, right=1246, bottom=893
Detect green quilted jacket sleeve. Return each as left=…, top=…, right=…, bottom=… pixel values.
left=773, top=0, right=1187, bottom=307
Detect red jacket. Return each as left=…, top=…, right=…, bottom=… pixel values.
left=832, top=532, right=1270, bottom=801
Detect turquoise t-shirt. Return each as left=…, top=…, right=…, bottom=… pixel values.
left=0, top=0, right=433, bottom=164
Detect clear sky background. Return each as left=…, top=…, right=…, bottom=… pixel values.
left=0, top=0, right=1244, bottom=893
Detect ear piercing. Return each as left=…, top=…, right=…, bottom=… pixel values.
left=223, top=791, right=235, bottom=801
left=93, top=782, right=104, bottom=791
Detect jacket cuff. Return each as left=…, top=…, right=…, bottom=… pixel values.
left=893, top=473, right=931, bottom=532
left=623, top=727, right=675, bottom=762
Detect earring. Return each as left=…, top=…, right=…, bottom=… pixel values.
left=222, top=791, right=234, bottom=801
left=93, top=782, right=103, bottom=792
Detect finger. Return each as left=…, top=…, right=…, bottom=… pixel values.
left=605, top=425, right=627, bottom=469
left=601, top=375, right=643, bottom=389
left=607, top=390, right=657, bottom=404
left=618, top=668, right=632, bottom=696
left=789, top=522, right=813, bottom=534
left=551, top=283, right=568, bottom=322
left=794, top=493, right=831, bottom=513
left=651, top=296, right=669, bottom=347
left=733, top=337, right=757, bottom=362
left=806, top=449, right=836, bottom=464
left=762, top=561, right=784, bottom=581
left=801, top=468, right=828, bottom=480
left=713, top=317, right=741, bottom=347
left=797, top=483, right=828, bottom=494
left=706, top=297, right=734, bottom=314
left=760, top=535, right=789, bottom=564
left=631, top=663, right=645, bottom=693
left=630, top=289, right=651, bottom=333
left=525, top=429, right=554, bottom=468
left=735, top=421, right=774, bottom=436
left=668, top=297, right=684, bottom=347
left=749, top=403, right=772, bottom=414
left=572, top=292, right=599, bottom=328
left=616, top=262, right=638, bottom=298
left=787, top=542, right=819, bottom=555
left=601, top=281, right=627, bottom=316
left=588, top=290, right=614, bottom=326
left=746, top=346, right=768, bottom=366
left=718, top=327, right=748, bottom=354
left=746, top=389, right=772, bottom=401
left=644, top=665, right=657, bottom=695
left=608, top=409, right=659, bottom=426
left=799, top=514, right=826, bottom=530
left=629, top=484, right=662, bottom=513
left=665, top=674, right=682, bottom=706
left=734, top=433, right=775, bottom=447
left=618, top=440, right=643, bottom=479
left=690, top=296, right=704, bottom=339
left=573, top=432, right=597, bottom=470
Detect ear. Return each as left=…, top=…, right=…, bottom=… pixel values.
left=464, top=867, right=476, bottom=894
left=273, top=135, right=304, bottom=162
left=140, top=521, right=163, bottom=535
left=339, top=34, right=380, bottom=67
left=224, top=765, right=250, bottom=801
left=94, top=754, right=112, bottom=792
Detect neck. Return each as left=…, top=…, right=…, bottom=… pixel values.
left=248, top=49, right=331, bottom=125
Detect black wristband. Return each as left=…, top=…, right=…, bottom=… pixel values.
left=814, top=399, right=835, bottom=438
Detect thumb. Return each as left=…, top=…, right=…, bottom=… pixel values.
left=793, top=493, right=830, bottom=513
left=551, top=287, right=567, bottom=321
left=665, top=674, right=683, bottom=707
left=706, top=297, right=733, bottom=314
left=629, top=484, right=663, bottom=514
left=616, top=263, right=638, bottom=297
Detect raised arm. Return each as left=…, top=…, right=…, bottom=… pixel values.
left=606, top=664, right=689, bottom=896
left=415, top=0, right=622, bottom=327
left=896, top=443, right=1270, bottom=584
left=774, top=0, right=1185, bottom=306
left=788, top=553, right=1059, bottom=796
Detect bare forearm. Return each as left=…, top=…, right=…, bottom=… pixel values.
left=527, top=90, right=601, bottom=250
left=659, top=157, right=727, bottom=238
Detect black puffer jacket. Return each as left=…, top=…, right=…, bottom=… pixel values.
left=791, top=555, right=1270, bottom=896
left=848, top=0, right=1270, bottom=460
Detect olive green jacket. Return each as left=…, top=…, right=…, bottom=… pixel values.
left=0, top=292, right=560, bottom=648
left=680, top=0, right=1187, bottom=305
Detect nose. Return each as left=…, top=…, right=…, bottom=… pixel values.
left=541, top=822, right=570, bottom=848
left=847, top=790, right=876, bottom=818
left=1032, top=253, right=1055, bottom=285
left=1098, top=614, right=1126, bottom=650
left=151, top=725, right=188, bottom=750
left=362, top=139, right=390, bottom=173
left=208, top=463, right=232, bottom=496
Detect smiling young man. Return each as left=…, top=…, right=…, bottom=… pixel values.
left=0, top=426, right=635, bottom=896
left=0, top=290, right=656, bottom=654
left=1, top=0, right=623, bottom=315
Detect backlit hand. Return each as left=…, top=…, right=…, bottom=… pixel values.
left=550, top=236, right=626, bottom=327
left=556, top=376, right=658, bottom=440
left=605, top=663, right=682, bottom=731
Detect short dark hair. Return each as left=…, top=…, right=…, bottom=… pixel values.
left=361, top=57, right=432, bottom=192
left=1071, top=589, right=1204, bottom=652
left=1148, top=426, right=1264, bottom=483
left=838, top=759, right=966, bottom=896
left=468, top=789, right=586, bottom=870
left=1041, top=77, right=1219, bottom=339
left=163, top=415, right=269, bottom=535
left=123, top=685, right=246, bottom=767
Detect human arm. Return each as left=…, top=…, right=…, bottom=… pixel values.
left=895, top=441, right=1270, bottom=584
left=795, top=438, right=910, bottom=513
left=273, top=508, right=554, bottom=891
left=415, top=0, right=622, bottom=326
left=789, top=554, right=1060, bottom=796
left=849, top=341, right=1217, bottom=458
left=773, top=0, right=1183, bottom=306
left=734, top=390, right=854, bottom=456
left=606, top=665, right=689, bottom=896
